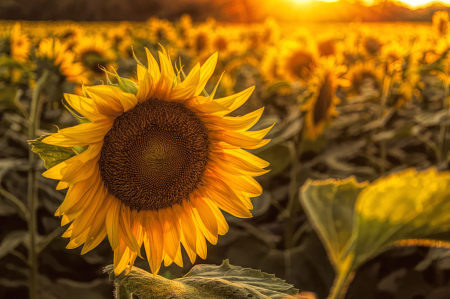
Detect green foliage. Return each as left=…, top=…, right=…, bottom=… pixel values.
left=105, top=260, right=299, bottom=299
left=28, top=135, right=76, bottom=169
left=301, top=168, right=450, bottom=298
left=0, top=230, right=27, bottom=259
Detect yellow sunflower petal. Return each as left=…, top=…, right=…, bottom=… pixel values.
left=145, top=48, right=161, bottom=81
left=142, top=210, right=164, bottom=276
left=136, top=67, right=154, bottom=103
left=106, top=196, right=121, bottom=250
left=158, top=207, right=181, bottom=261
left=209, top=130, right=270, bottom=149
left=176, top=202, right=197, bottom=252
left=214, top=86, right=255, bottom=116
left=55, top=121, right=112, bottom=144
left=64, top=94, right=107, bottom=122
left=196, top=53, right=218, bottom=95
left=190, top=196, right=218, bottom=245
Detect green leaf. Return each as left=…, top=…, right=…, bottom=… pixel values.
left=105, top=260, right=299, bottom=299
left=301, top=177, right=367, bottom=271
left=300, top=168, right=450, bottom=299
left=0, top=230, right=27, bottom=259
left=29, top=135, right=77, bottom=169
left=0, top=55, right=25, bottom=69
left=0, top=86, right=18, bottom=106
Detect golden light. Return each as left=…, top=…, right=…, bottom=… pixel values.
left=288, top=0, right=450, bottom=8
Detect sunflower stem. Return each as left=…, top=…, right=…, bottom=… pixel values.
left=285, top=130, right=303, bottom=249
left=378, top=70, right=392, bottom=174
left=438, top=78, right=449, bottom=163
left=27, top=70, right=49, bottom=299
left=327, top=265, right=355, bottom=299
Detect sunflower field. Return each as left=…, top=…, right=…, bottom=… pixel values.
left=2, top=12, right=450, bottom=299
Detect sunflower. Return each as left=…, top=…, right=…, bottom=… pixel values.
left=107, top=23, right=129, bottom=48
left=260, top=46, right=280, bottom=83
left=259, top=17, right=280, bottom=46
left=433, top=11, right=449, bottom=36
left=362, top=36, right=383, bottom=57
left=74, top=36, right=116, bottom=77
left=148, top=18, right=177, bottom=45
left=59, top=24, right=82, bottom=50
left=345, top=60, right=384, bottom=98
left=301, top=59, right=346, bottom=139
left=189, top=25, right=213, bottom=58
left=41, top=48, right=271, bottom=276
left=279, top=40, right=317, bottom=83
left=10, top=23, right=30, bottom=63
left=35, top=38, right=87, bottom=84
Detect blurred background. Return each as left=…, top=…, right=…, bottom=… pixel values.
left=2, top=0, right=450, bottom=298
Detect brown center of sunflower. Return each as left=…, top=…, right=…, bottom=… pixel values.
left=98, top=98, right=210, bottom=211
left=288, top=50, right=316, bottom=81
left=80, top=50, right=107, bottom=74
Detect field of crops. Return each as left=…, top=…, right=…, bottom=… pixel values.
left=2, top=14, right=450, bottom=299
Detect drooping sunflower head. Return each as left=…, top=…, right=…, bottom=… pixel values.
left=40, top=47, right=272, bottom=276
left=9, top=23, right=30, bottom=63
left=35, top=38, right=87, bottom=84
left=74, top=36, right=116, bottom=76
left=433, top=11, right=449, bottom=36
left=279, top=40, right=317, bottom=83
left=301, top=58, right=347, bottom=139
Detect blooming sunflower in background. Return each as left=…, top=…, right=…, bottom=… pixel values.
left=35, top=38, right=87, bottom=83
left=148, top=17, right=177, bottom=45
left=279, top=40, right=317, bottom=83
left=261, top=46, right=281, bottom=83
left=361, top=36, right=383, bottom=57
left=74, top=36, right=116, bottom=77
left=345, top=60, right=384, bottom=98
left=41, top=47, right=272, bottom=276
left=189, top=25, right=213, bottom=59
left=301, top=59, right=347, bottom=139
left=433, top=11, right=449, bottom=36
left=10, top=23, right=30, bottom=63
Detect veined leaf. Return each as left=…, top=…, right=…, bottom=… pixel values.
left=105, top=260, right=299, bottom=299
left=300, top=168, right=450, bottom=299
left=29, top=135, right=77, bottom=169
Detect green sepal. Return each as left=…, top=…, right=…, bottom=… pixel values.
left=99, top=65, right=138, bottom=95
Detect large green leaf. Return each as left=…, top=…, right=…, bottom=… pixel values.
left=301, top=177, right=367, bottom=271
left=29, top=135, right=77, bottom=169
left=300, top=168, right=450, bottom=299
left=105, top=260, right=299, bottom=299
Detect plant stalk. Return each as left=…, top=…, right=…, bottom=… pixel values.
left=285, top=130, right=303, bottom=249
left=327, top=265, right=355, bottom=299
left=27, top=70, right=49, bottom=299
left=438, top=79, right=449, bottom=162
left=378, top=71, right=392, bottom=174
